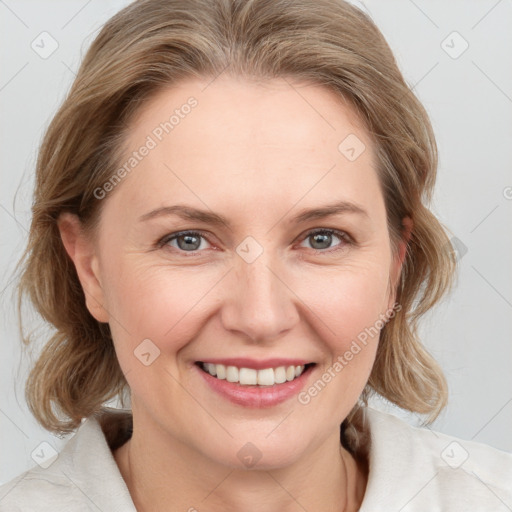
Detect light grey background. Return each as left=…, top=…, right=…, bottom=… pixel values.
left=1, top=0, right=511, bottom=485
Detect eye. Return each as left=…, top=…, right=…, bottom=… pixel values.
left=298, top=229, right=352, bottom=252
left=157, top=228, right=353, bottom=256
left=159, top=230, right=212, bottom=254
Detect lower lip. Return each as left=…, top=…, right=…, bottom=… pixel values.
left=195, top=364, right=314, bottom=408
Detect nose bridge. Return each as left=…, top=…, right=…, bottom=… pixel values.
left=221, top=245, right=298, bottom=342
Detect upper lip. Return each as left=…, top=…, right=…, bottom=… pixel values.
left=196, top=358, right=313, bottom=370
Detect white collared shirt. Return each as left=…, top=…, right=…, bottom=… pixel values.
left=1, top=406, right=511, bottom=511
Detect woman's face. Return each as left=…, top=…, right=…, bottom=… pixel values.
left=64, top=76, right=407, bottom=469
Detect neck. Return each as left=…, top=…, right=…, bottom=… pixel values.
left=113, top=415, right=367, bottom=512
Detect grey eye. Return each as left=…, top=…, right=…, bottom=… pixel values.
left=164, top=231, right=210, bottom=252
left=176, top=233, right=202, bottom=251
left=300, top=230, right=345, bottom=251
left=308, top=232, right=334, bottom=250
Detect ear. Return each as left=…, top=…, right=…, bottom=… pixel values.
left=387, top=216, right=413, bottom=311
left=57, top=212, right=110, bottom=323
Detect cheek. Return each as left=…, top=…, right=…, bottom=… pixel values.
left=292, top=266, right=388, bottom=420
left=102, top=258, right=220, bottom=357
left=294, top=258, right=391, bottom=345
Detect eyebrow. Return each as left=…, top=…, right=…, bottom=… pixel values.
left=138, top=200, right=369, bottom=228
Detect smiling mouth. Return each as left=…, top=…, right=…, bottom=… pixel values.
left=196, top=362, right=315, bottom=386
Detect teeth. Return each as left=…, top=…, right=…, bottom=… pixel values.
left=205, top=363, right=217, bottom=376
left=274, top=366, right=287, bottom=384
left=257, top=368, right=274, bottom=385
left=215, top=364, right=226, bottom=379
left=226, top=366, right=239, bottom=383
left=202, top=363, right=307, bottom=386
left=239, top=367, right=258, bottom=385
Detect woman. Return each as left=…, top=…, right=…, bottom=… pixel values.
left=1, top=0, right=511, bottom=510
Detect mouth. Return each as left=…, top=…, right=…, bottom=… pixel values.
left=195, top=361, right=316, bottom=387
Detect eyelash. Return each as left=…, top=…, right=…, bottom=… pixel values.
left=157, top=228, right=354, bottom=256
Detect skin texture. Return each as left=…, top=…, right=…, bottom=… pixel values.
left=59, top=75, right=411, bottom=512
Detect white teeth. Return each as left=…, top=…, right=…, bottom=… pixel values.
left=226, top=365, right=239, bottom=383
left=257, top=368, right=275, bottom=386
left=201, top=363, right=307, bottom=386
left=239, top=368, right=258, bottom=385
left=274, top=366, right=287, bottom=384
left=216, top=364, right=226, bottom=379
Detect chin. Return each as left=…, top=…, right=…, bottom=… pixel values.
left=208, top=433, right=309, bottom=472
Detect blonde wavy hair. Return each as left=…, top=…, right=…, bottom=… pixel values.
left=17, top=0, right=457, bottom=454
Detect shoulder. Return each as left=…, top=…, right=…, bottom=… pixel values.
left=360, top=406, right=512, bottom=511
left=0, top=470, right=83, bottom=512
left=0, top=408, right=135, bottom=512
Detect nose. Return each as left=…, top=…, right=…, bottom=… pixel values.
left=220, top=251, right=300, bottom=343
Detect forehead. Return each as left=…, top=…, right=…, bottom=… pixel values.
left=109, top=75, right=384, bottom=225
left=128, top=74, right=369, bottom=155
